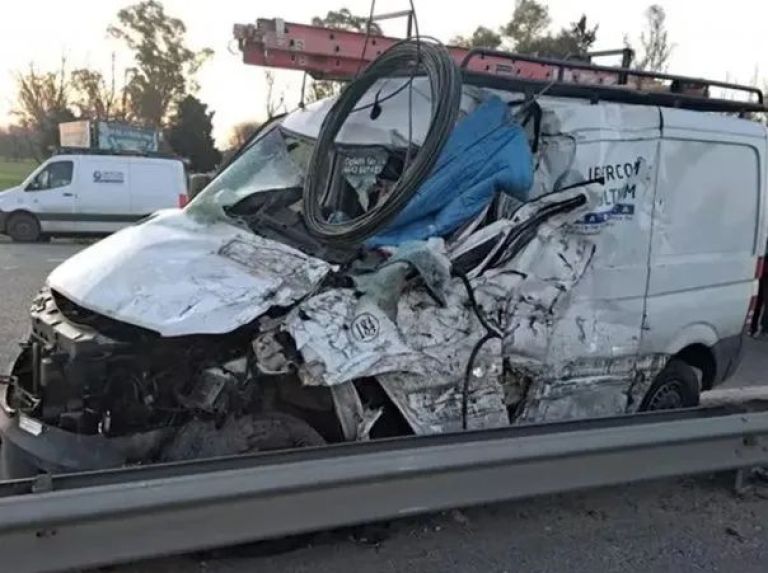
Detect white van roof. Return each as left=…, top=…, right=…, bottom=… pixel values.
left=281, top=77, right=768, bottom=147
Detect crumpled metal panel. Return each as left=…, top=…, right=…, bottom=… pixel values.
left=287, top=187, right=598, bottom=434
left=516, top=355, right=668, bottom=423
left=47, top=210, right=334, bottom=336
left=284, top=97, right=670, bottom=431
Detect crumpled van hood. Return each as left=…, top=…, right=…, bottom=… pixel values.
left=47, top=210, right=333, bottom=337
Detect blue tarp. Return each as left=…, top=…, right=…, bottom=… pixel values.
left=367, top=96, right=534, bottom=248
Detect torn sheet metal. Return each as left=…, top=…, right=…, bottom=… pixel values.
left=287, top=280, right=511, bottom=434
left=287, top=192, right=597, bottom=433
left=287, top=289, right=446, bottom=387
left=330, top=382, right=383, bottom=441
left=515, top=354, right=668, bottom=423
left=377, top=370, right=509, bottom=434
left=47, top=209, right=334, bottom=336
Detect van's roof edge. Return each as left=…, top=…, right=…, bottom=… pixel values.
left=55, top=147, right=182, bottom=161
left=463, top=71, right=768, bottom=116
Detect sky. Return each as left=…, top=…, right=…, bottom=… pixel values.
left=1, top=0, right=768, bottom=147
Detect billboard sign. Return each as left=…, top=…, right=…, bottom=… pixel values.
left=97, top=122, right=159, bottom=153
left=59, top=121, right=92, bottom=149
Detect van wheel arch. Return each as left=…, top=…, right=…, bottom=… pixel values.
left=6, top=210, right=41, bottom=242
left=674, top=343, right=716, bottom=391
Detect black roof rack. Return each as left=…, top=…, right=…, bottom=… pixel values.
left=461, top=48, right=767, bottom=114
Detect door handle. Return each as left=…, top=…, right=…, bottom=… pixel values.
left=62, top=192, right=74, bottom=197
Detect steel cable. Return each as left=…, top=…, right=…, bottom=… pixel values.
left=302, top=40, right=462, bottom=245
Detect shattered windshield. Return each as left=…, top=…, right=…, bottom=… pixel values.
left=187, top=123, right=313, bottom=221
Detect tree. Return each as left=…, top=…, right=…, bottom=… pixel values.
left=636, top=5, right=673, bottom=72
left=505, top=0, right=598, bottom=60
left=307, top=8, right=384, bottom=103
left=13, top=60, right=75, bottom=160
left=165, top=95, right=221, bottom=172
left=529, top=15, right=598, bottom=59
left=228, top=120, right=261, bottom=149
left=451, top=26, right=502, bottom=49
left=70, top=65, right=121, bottom=121
left=502, top=0, right=551, bottom=52
left=311, top=8, right=382, bottom=34
left=108, top=0, right=213, bottom=128
left=455, top=0, right=598, bottom=60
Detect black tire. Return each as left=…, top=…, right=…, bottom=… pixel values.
left=640, top=359, right=700, bottom=412
left=160, top=411, right=325, bottom=463
left=7, top=212, right=41, bottom=242
left=161, top=412, right=324, bottom=557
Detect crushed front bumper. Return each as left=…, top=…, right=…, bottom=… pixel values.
left=0, top=379, right=169, bottom=477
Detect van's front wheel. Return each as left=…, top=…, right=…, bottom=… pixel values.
left=160, top=412, right=325, bottom=462
left=641, top=359, right=700, bottom=411
left=7, top=212, right=41, bottom=242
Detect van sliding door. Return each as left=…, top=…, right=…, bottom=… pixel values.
left=641, top=109, right=764, bottom=384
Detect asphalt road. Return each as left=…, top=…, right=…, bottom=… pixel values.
left=2, top=238, right=768, bottom=572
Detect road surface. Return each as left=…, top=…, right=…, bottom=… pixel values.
left=1, top=238, right=768, bottom=572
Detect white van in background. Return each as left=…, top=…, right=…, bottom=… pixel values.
left=0, top=152, right=187, bottom=242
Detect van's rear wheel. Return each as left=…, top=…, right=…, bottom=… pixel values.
left=641, top=359, right=700, bottom=411
left=7, top=212, right=41, bottom=242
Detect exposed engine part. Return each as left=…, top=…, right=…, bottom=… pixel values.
left=9, top=288, right=260, bottom=437
left=330, top=382, right=383, bottom=441
left=252, top=330, right=294, bottom=375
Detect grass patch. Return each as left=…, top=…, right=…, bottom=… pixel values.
left=0, top=157, right=36, bottom=190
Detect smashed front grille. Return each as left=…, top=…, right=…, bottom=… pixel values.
left=51, top=290, right=160, bottom=341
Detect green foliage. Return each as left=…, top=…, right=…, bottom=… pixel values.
left=70, top=67, right=121, bottom=121
left=520, top=15, right=598, bottom=59
left=13, top=61, right=75, bottom=160
left=165, top=95, right=221, bottom=172
left=502, top=0, right=551, bottom=50
left=456, top=0, right=597, bottom=59
left=311, top=8, right=382, bottom=34
left=451, top=26, right=502, bottom=49
left=108, top=0, right=213, bottom=128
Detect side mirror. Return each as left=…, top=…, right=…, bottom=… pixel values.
left=188, top=173, right=213, bottom=200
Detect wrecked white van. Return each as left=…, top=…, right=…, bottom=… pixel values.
left=1, top=44, right=765, bottom=476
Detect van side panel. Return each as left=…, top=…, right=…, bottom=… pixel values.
left=517, top=102, right=662, bottom=423
left=642, top=114, right=765, bottom=385
left=73, top=157, right=132, bottom=233
left=129, top=159, right=185, bottom=214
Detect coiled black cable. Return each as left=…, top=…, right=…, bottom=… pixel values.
left=302, top=40, right=462, bottom=245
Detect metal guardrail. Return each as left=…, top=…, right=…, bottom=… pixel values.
left=1, top=407, right=768, bottom=572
